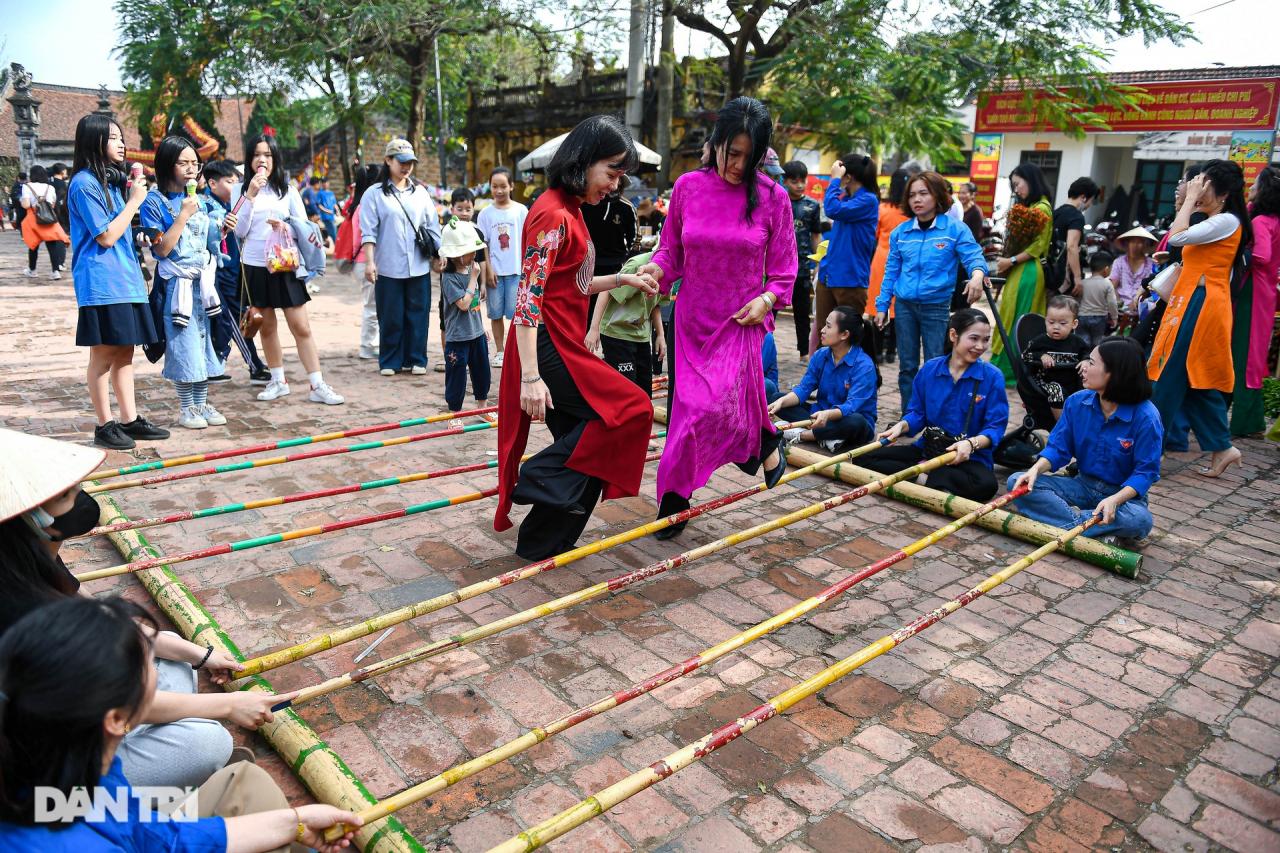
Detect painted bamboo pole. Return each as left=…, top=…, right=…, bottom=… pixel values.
left=91, top=492, right=425, bottom=853
left=87, top=405, right=499, bottom=481
left=487, top=516, right=1099, bottom=853
left=324, top=485, right=1029, bottom=838
left=77, top=430, right=669, bottom=539
left=784, top=445, right=1142, bottom=578
left=272, top=448, right=959, bottom=712
left=236, top=436, right=879, bottom=678
left=85, top=421, right=500, bottom=495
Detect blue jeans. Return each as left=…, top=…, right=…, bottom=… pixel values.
left=376, top=274, right=430, bottom=370
left=1007, top=471, right=1153, bottom=539
left=895, top=298, right=951, bottom=409
left=444, top=335, right=491, bottom=411
left=487, top=274, right=520, bottom=320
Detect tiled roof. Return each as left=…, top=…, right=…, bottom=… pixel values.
left=1, top=80, right=253, bottom=163
left=1104, top=66, right=1280, bottom=85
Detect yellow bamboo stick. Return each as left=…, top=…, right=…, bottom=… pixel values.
left=237, top=435, right=878, bottom=678
left=276, top=448, right=958, bottom=712
left=487, top=516, right=1099, bottom=852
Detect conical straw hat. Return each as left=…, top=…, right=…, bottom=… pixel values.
left=0, top=429, right=105, bottom=523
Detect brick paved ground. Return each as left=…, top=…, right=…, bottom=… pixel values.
left=2, top=228, right=1278, bottom=852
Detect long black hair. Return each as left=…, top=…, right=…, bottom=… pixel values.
left=886, top=169, right=910, bottom=207
left=1252, top=165, right=1280, bottom=220
left=154, top=135, right=198, bottom=194
left=241, top=133, right=288, bottom=197
left=702, top=96, right=774, bottom=223
left=829, top=305, right=863, bottom=348
left=838, top=152, right=880, bottom=200
left=547, top=115, right=639, bottom=198
left=1010, top=162, right=1052, bottom=207
left=348, top=164, right=380, bottom=215
left=0, top=596, right=155, bottom=824
left=0, top=517, right=78, bottom=637
left=72, top=113, right=127, bottom=199
left=943, top=308, right=991, bottom=353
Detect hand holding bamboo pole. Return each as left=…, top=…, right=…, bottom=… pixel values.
left=485, top=515, right=1098, bottom=852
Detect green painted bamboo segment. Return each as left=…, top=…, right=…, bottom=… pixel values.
left=784, top=445, right=1141, bottom=578
left=238, top=435, right=882, bottom=678
left=90, top=491, right=425, bottom=853
left=488, top=518, right=1097, bottom=852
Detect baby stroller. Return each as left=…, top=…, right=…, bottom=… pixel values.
left=980, top=280, right=1049, bottom=470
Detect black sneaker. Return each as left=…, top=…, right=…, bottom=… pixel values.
left=120, top=415, right=171, bottom=441
left=207, top=373, right=232, bottom=384
left=249, top=368, right=271, bottom=385
left=94, top=421, right=136, bottom=450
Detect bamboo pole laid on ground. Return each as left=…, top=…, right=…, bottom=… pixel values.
left=236, top=436, right=874, bottom=678
left=273, top=448, right=958, bottom=712
left=324, top=485, right=1027, bottom=838
left=784, top=445, right=1142, bottom=578
left=91, top=492, right=426, bottom=853
left=486, top=516, right=1099, bottom=852
left=85, top=420, right=500, bottom=495
left=87, top=405, right=499, bottom=481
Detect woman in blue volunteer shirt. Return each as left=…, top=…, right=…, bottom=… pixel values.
left=768, top=306, right=877, bottom=451
left=0, top=596, right=362, bottom=852
left=813, top=153, right=880, bottom=322
left=874, top=171, right=988, bottom=408
left=1009, top=337, right=1162, bottom=543
left=67, top=114, right=171, bottom=450
left=861, top=308, right=1008, bottom=500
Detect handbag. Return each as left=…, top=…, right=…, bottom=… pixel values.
left=920, top=379, right=980, bottom=458
left=238, top=263, right=264, bottom=340
left=32, top=185, right=58, bottom=225
left=391, top=187, right=438, bottom=260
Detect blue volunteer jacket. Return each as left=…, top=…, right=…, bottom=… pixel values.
left=790, top=345, right=878, bottom=427
left=876, top=215, right=988, bottom=312
left=903, top=357, right=1008, bottom=468
left=1039, top=391, right=1163, bottom=496
left=817, top=180, right=878, bottom=288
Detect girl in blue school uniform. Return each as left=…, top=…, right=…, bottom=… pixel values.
left=140, top=137, right=229, bottom=430
left=860, top=308, right=1009, bottom=501
left=1009, top=337, right=1162, bottom=544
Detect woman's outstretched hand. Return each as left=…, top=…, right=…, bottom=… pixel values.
left=619, top=273, right=658, bottom=295
left=637, top=262, right=664, bottom=283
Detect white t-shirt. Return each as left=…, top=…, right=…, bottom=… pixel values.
left=21, top=182, right=55, bottom=208
left=232, top=184, right=307, bottom=267
left=476, top=201, right=528, bottom=277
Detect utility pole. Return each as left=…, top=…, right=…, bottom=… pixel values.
left=433, top=33, right=448, bottom=187
left=655, top=0, right=675, bottom=189
left=624, top=0, right=646, bottom=141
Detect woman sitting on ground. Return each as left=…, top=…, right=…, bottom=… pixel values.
left=859, top=309, right=1009, bottom=501
left=1009, top=337, right=1162, bottom=544
left=768, top=306, right=877, bottom=452
left=0, top=596, right=361, bottom=850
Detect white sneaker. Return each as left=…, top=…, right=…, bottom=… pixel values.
left=306, top=282, right=320, bottom=295
left=783, top=428, right=804, bottom=443
left=257, top=380, right=290, bottom=401
left=22, top=269, right=37, bottom=278
left=199, top=404, right=227, bottom=426
left=358, top=346, right=378, bottom=359
left=309, top=382, right=345, bottom=405
left=49, top=271, right=62, bottom=280
left=819, top=439, right=842, bottom=453
left=179, top=406, right=208, bottom=429
left=411, top=365, right=427, bottom=375
left=491, top=351, right=504, bottom=368
left=379, top=368, right=395, bottom=377
left=434, top=363, right=446, bottom=373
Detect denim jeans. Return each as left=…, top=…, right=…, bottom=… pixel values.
left=895, top=298, right=951, bottom=408
left=1007, top=471, right=1153, bottom=539
left=376, top=274, right=430, bottom=370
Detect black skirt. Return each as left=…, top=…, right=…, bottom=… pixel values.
left=76, top=302, right=159, bottom=347
left=243, top=264, right=311, bottom=309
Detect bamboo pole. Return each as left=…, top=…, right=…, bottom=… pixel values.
left=325, top=485, right=1028, bottom=838
left=85, top=421, right=500, bottom=495
left=237, top=436, right=878, bottom=678
left=87, top=405, right=499, bottom=481
left=273, top=448, right=958, bottom=712
left=488, top=516, right=1099, bottom=852
left=784, top=446, right=1142, bottom=579
left=91, top=491, right=425, bottom=853
left=78, top=430, right=668, bottom=539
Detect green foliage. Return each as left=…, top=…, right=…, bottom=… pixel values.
left=1263, top=376, right=1280, bottom=419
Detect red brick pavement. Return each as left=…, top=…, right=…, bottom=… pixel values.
left=2, top=230, right=1278, bottom=851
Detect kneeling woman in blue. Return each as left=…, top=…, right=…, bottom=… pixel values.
left=0, top=597, right=362, bottom=852
left=768, top=307, right=877, bottom=452
left=1009, top=337, right=1161, bottom=541
left=861, top=309, right=1008, bottom=501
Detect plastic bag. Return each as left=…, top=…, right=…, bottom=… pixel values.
left=265, top=226, right=301, bottom=274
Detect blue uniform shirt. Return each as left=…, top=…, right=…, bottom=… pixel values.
left=1039, top=391, right=1163, bottom=496
left=762, top=332, right=779, bottom=389
left=903, top=357, right=1008, bottom=468
left=818, top=181, right=878, bottom=288
left=316, top=189, right=337, bottom=222
left=876, top=215, right=988, bottom=312
left=790, top=345, right=878, bottom=427
left=0, top=757, right=227, bottom=851
left=67, top=171, right=147, bottom=306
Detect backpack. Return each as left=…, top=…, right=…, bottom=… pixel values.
left=31, top=184, right=58, bottom=226
left=1043, top=232, right=1067, bottom=294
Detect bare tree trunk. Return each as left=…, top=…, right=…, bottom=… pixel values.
left=405, top=45, right=427, bottom=151
left=655, top=0, right=675, bottom=190
left=625, top=0, right=646, bottom=140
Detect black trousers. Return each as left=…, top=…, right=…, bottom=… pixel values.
left=600, top=335, right=653, bottom=398
left=28, top=241, right=66, bottom=272
left=773, top=404, right=874, bottom=448
left=859, top=444, right=998, bottom=502
left=211, top=270, right=265, bottom=371
left=792, top=269, right=813, bottom=356
left=511, top=327, right=604, bottom=560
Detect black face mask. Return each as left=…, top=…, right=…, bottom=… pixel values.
left=46, top=490, right=100, bottom=541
